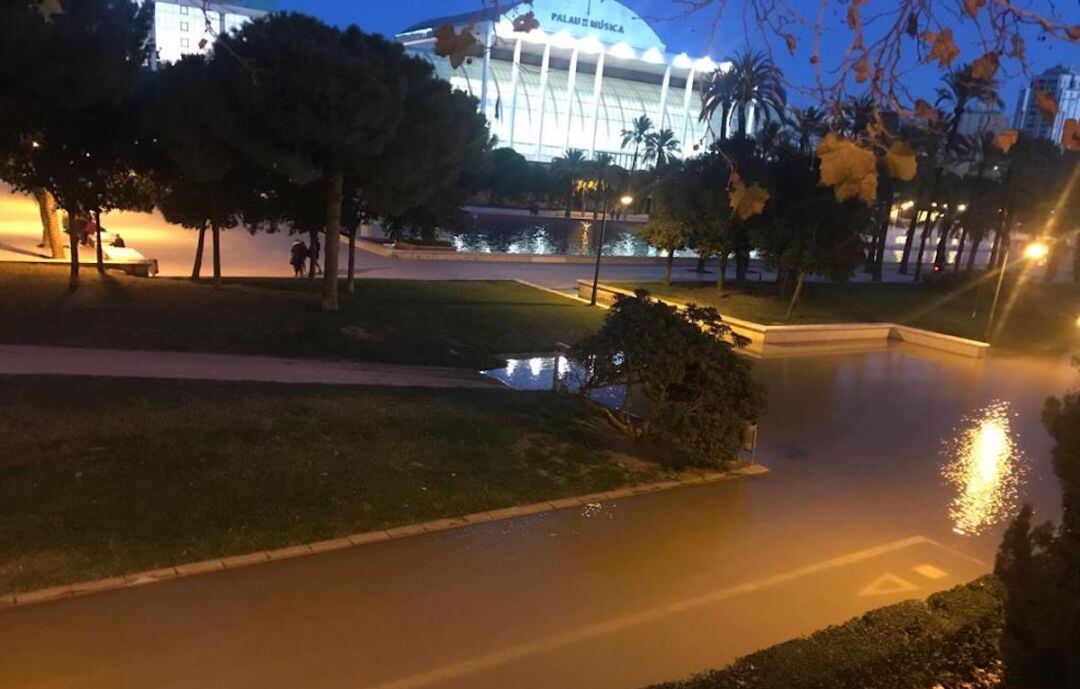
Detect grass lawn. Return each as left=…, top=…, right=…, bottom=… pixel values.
left=0, top=265, right=604, bottom=368
left=0, top=376, right=667, bottom=595
left=615, top=279, right=1080, bottom=354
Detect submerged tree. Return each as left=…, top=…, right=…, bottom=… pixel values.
left=569, top=290, right=766, bottom=468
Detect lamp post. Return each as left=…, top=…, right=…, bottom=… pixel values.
left=589, top=193, right=634, bottom=306
left=984, top=240, right=1049, bottom=342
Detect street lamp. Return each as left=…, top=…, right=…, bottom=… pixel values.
left=589, top=193, right=634, bottom=306
left=984, top=240, right=1050, bottom=342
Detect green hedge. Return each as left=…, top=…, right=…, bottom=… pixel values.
left=650, top=577, right=1004, bottom=689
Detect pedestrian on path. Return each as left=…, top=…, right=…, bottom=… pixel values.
left=290, top=240, right=308, bottom=277
left=309, top=235, right=322, bottom=277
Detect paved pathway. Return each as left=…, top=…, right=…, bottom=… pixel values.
left=1, top=349, right=1075, bottom=689
left=0, top=344, right=497, bottom=388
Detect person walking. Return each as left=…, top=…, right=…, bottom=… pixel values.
left=290, top=239, right=308, bottom=277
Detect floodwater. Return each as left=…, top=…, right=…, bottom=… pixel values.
left=487, top=345, right=1077, bottom=559
left=3, top=346, right=1078, bottom=689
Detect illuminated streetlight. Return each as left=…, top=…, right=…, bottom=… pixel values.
left=589, top=193, right=635, bottom=306
left=957, top=203, right=968, bottom=212
left=1022, top=241, right=1049, bottom=261
left=985, top=240, right=1051, bottom=341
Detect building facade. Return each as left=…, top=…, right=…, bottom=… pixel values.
left=395, top=0, right=724, bottom=166
left=147, top=0, right=275, bottom=65
left=1012, top=64, right=1080, bottom=146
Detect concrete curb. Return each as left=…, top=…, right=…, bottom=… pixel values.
left=1, top=464, right=769, bottom=611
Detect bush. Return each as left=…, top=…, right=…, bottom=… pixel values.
left=648, top=577, right=1004, bottom=689
left=568, top=290, right=766, bottom=468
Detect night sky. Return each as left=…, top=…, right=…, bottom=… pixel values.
left=276, top=0, right=1079, bottom=109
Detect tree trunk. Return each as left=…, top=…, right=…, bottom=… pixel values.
left=785, top=271, right=805, bottom=321
left=211, top=222, right=222, bottom=288
left=965, top=235, right=982, bottom=273
left=735, top=250, right=749, bottom=283
left=953, top=226, right=967, bottom=275
left=564, top=187, right=573, bottom=218
left=94, top=208, right=105, bottom=274
left=346, top=226, right=357, bottom=293
left=33, top=188, right=64, bottom=259
left=988, top=228, right=1002, bottom=270
left=717, top=253, right=728, bottom=291
left=872, top=211, right=889, bottom=282
left=914, top=216, right=933, bottom=282
left=695, top=255, right=706, bottom=273
left=191, top=224, right=207, bottom=280
left=933, top=217, right=953, bottom=268
left=665, top=249, right=674, bottom=285
left=67, top=210, right=80, bottom=290
left=308, top=229, right=318, bottom=281
left=720, top=104, right=730, bottom=141
left=321, top=171, right=344, bottom=313
left=1043, top=242, right=1059, bottom=282
left=898, top=208, right=920, bottom=274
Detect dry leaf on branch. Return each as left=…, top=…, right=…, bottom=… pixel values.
left=970, top=52, right=999, bottom=80
left=1067, top=26, right=1080, bottom=41
left=817, top=133, right=877, bottom=203
left=854, top=54, right=872, bottom=83
left=1035, top=89, right=1059, bottom=124
left=36, top=0, right=62, bottom=18
left=434, top=22, right=483, bottom=69
left=1063, top=119, right=1080, bottom=151
left=923, top=28, right=960, bottom=68
left=729, top=174, right=770, bottom=220
left=963, top=0, right=985, bottom=17
left=884, top=142, right=917, bottom=181
left=783, top=34, right=797, bottom=55
left=512, top=11, right=540, bottom=33
left=913, top=99, right=938, bottom=124
left=1009, top=34, right=1026, bottom=60
left=994, top=130, right=1019, bottom=152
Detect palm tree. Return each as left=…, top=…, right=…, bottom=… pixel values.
left=838, top=94, right=876, bottom=137
left=552, top=148, right=588, bottom=218
left=936, top=65, right=1004, bottom=145
left=718, top=49, right=787, bottom=138
left=700, top=68, right=738, bottom=141
left=644, top=129, right=680, bottom=168
left=792, top=106, right=827, bottom=155
left=620, top=114, right=653, bottom=171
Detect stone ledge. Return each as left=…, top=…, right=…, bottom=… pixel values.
left=2, top=465, right=768, bottom=611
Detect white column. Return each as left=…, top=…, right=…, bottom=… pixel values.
left=588, top=52, right=606, bottom=155
left=507, top=38, right=523, bottom=148
left=563, top=47, right=580, bottom=151
left=535, top=42, right=552, bottom=158
left=657, top=64, right=672, bottom=130
left=680, top=67, right=697, bottom=155
left=479, top=21, right=495, bottom=120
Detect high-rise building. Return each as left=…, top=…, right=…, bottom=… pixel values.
left=395, top=0, right=725, bottom=166
left=1012, top=64, right=1080, bottom=146
left=146, top=0, right=275, bottom=65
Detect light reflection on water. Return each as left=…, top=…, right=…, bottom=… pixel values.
left=482, top=356, right=627, bottom=409
left=941, top=401, right=1026, bottom=536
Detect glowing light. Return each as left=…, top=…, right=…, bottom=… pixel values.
left=673, top=53, right=693, bottom=69
left=941, top=401, right=1025, bottom=536
left=642, top=47, right=665, bottom=64
left=900, top=200, right=915, bottom=210
left=1023, top=242, right=1049, bottom=261
left=620, top=195, right=634, bottom=206
left=608, top=42, right=635, bottom=60
left=527, top=357, right=544, bottom=378
left=957, top=204, right=968, bottom=212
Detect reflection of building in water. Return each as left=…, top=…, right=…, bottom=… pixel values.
left=396, top=0, right=726, bottom=166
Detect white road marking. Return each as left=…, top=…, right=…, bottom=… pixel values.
left=913, top=564, right=949, bottom=580
left=858, top=573, right=920, bottom=597
left=362, top=536, right=932, bottom=689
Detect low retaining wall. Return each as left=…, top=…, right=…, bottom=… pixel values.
left=577, top=280, right=990, bottom=359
